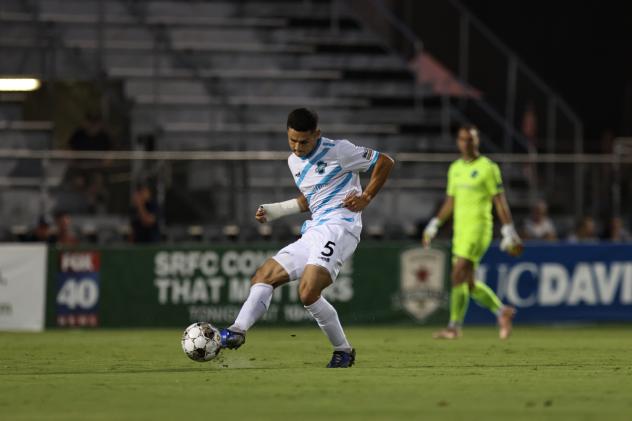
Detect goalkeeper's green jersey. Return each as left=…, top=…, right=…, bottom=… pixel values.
left=446, top=156, right=503, bottom=235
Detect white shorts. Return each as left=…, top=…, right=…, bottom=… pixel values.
left=272, top=223, right=359, bottom=281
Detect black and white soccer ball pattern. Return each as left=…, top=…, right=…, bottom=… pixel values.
left=181, top=322, right=222, bottom=362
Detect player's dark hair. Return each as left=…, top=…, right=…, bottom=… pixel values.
left=287, top=108, right=318, bottom=132
left=459, top=124, right=479, bottom=133
left=459, top=124, right=480, bottom=140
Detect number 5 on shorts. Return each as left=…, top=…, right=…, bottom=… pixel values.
left=321, top=241, right=336, bottom=257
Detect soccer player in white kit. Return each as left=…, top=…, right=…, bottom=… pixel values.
left=219, top=108, right=395, bottom=368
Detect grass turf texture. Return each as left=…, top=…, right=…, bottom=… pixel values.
left=1, top=326, right=630, bottom=420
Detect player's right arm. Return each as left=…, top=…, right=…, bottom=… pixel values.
left=255, top=193, right=308, bottom=223
left=423, top=163, right=456, bottom=247
left=422, top=196, right=453, bottom=247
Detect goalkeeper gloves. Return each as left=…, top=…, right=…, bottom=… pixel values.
left=423, top=217, right=441, bottom=246
left=500, top=223, right=523, bottom=256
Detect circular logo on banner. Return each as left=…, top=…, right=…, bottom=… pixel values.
left=399, top=248, right=446, bottom=322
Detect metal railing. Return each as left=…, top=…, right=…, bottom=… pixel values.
left=1, top=149, right=629, bottom=230
left=349, top=0, right=584, bottom=151
left=344, top=0, right=586, bottom=215
left=2, top=149, right=629, bottom=164
left=446, top=0, right=586, bottom=214
left=0, top=0, right=602, bottom=223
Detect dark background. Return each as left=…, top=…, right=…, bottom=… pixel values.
left=461, top=0, right=632, bottom=141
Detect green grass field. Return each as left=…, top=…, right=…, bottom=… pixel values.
left=1, top=326, right=631, bottom=420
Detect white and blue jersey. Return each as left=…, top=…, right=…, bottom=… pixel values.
left=289, top=137, right=380, bottom=239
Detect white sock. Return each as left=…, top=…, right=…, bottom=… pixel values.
left=229, top=283, right=273, bottom=333
left=304, top=296, right=352, bottom=352
left=448, top=321, right=462, bottom=329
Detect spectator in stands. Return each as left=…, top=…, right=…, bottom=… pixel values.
left=602, top=216, right=632, bottom=242
left=69, top=112, right=113, bottom=151
left=522, top=200, right=557, bottom=241
left=50, top=211, right=79, bottom=246
left=521, top=100, right=538, bottom=151
left=24, top=216, right=52, bottom=243
left=66, top=112, right=113, bottom=213
left=521, top=101, right=539, bottom=188
left=130, top=183, right=161, bottom=243
left=567, top=216, right=598, bottom=242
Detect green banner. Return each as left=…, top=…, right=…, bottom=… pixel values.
left=46, top=243, right=450, bottom=328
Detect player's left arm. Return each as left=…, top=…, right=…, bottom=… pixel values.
left=343, top=153, right=395, bottom=212
left=493, top=193, right=514, bottom=226
left=493, top=193, right=523, bottom=255
left=488, top=163, right=522, bottom=255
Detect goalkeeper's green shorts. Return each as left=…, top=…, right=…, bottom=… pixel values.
left=451, top=227, right=492, bottom=266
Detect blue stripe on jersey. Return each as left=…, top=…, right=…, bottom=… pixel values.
left=312, top=172, right=353, bottom=212
left=317, top=204, right=342, bottom=218
left=323, top=142, right=336, bottom=147
left=305, top=165, right=343, bottom=204
left=300, top=138, right=321, bottom=161
left=296, top=147, right=331, bottom=187
left=367, top=151, right=380, bottom=172
left=313, top=208, right=354, bottom=223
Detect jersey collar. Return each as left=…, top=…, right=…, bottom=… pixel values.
left=461, top=154, right=481, bottom=164
left=300, top=137, right=322, bottom=161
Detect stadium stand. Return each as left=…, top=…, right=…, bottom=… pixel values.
left=0, top=0, right=580, bottom=242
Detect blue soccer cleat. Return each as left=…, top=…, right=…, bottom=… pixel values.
left=219, top=328, right=246, bottom=349
left=326, top=348, right=356, bottom=368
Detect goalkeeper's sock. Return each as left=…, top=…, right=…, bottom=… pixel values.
left=471, top=281, right=502, bottom=316
left=448, top=282, right=470, bottom=328
left=305, top=296, right=352, bottom=352
left=230, top=283, right=273, bottom=333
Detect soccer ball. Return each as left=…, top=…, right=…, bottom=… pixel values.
left=181, top=322, right=222, bottom=362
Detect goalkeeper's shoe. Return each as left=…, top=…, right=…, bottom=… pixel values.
left=219, top=328, right=246, bottom=349
left=432, top=327, right=461, bottom=339
left=326, top=348, right=356, bottom=368
left=498, top=306, right=516, bottom=340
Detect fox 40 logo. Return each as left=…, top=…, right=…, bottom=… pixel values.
left=397, top=248, right=447, bottom=322
left=56, top=252, right=101, bottom=327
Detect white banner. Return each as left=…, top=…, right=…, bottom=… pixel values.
left=0, top=244, right=47, bottom=331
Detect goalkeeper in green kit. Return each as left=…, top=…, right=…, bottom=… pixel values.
left=423, top=125, right=521, bottom=339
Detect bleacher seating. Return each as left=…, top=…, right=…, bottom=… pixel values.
left=0, top=0, right=496, bottom=241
